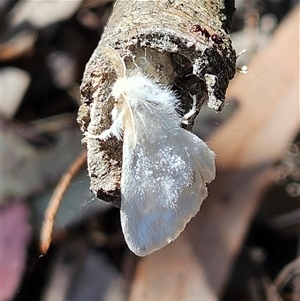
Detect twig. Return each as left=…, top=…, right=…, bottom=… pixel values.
left=271, top=209, right=300, bottom=229
left=293, top=232, right=300, bottom=301
left=263, top=257, right=300, bottom=301
left=274, top=257, right=300, bottom=292
left=248, top=277, right=264, bottom=301
left=40, top=150, right=87, bottom=254
left=262, top=274, right=284, bottom=301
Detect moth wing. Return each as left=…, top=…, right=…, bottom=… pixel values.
left=183, top=129, right=216, bottom=183
left=120, top=125, right=215, bottom=256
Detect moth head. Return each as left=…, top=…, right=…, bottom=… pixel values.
left=112, top=75, right=146, bottom=109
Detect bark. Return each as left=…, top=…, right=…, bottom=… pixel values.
left=77, top=0, right=236, bottom=204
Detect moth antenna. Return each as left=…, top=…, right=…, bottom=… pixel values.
left=105, top=45, right=127, bottom=77
left=121, top=94, right=137, bottom=147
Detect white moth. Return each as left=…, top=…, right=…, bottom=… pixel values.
left=88, top=72, right=215, bottom=256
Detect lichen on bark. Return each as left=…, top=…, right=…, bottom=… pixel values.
left=77, top=0, right=237, bottom=207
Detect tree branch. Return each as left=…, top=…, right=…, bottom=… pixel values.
left=77, top=0, right=236, bottom=205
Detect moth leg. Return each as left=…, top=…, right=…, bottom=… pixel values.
left=105, top=105, right=124, bottom=140
left=84, top=129, right=111, bottom=140
left=182, top=95, right=197, bottom=125
left=236, top=49, right=246, bottom=58
left=98, top=128, right=114, bottom=140
left=235, top=49, right=249, bottom=74
left=84, top=106, right=124, bottom=141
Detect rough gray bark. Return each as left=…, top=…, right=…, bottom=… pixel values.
left=77, top=0, right=236, bottom=205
